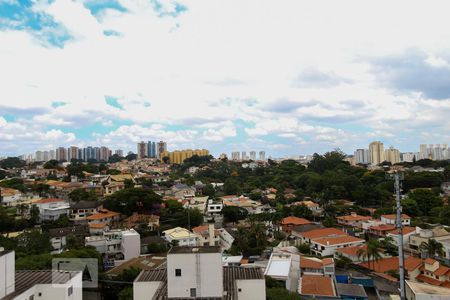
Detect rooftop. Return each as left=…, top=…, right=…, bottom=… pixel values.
left=406, top=280, right=450, bottom=295
left=4, top=270, right=80, bottom=300
left=381, top=214, right=411, bottom=220
left=281, top=216, right=312, bottom=226
left=300, top=275, right=336, bottom=297
left=336, top=283, right=367, bottom=298
left=86, top=209, right=120, bottom=220
left=300, top=227, right=346, bottom=239
left=33, top=198, right=65, bottom=204
left=169, top=246, right=221, bottom=254
left=313, top=235, right=364, bottom=246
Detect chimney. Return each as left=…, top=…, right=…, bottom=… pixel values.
left=208, top=222, right=215, bottom=246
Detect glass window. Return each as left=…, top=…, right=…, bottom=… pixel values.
left=175, top=269, right=181, bottom=276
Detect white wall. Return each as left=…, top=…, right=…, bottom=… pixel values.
left=121, top=231, right=140, bottom=260
left=0, top=251, right=15, bottom=298
left=133, top=281, right=161, bottom=300
left=236, top=279, right=266, bottom=300
left=167, top=252, right=223, bottom=298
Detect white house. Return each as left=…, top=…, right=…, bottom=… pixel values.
left=32, top=198, right=70, bottom=221
left=85, top=229, right=140, bottom=262
left=0, top=249, right=82, bottom=300
left=162, top=227, right=199, bottom=246
left=264, top=251, right=300, bottom=292
left=134, top=246, right=266, bottom=300
left=0, top=188, right=22, bottom=206
left=381, top=214, right=411, bottom=226
left=406, top=280, right=450, bottom=300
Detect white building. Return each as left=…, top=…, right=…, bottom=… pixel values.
left=0, top=249, right=82, bottom=300
left=264, top=251, right=300, bottom=292
left=206, top=199, right=224, bottom=217
left=381, top=214, right=411, bottom=226
left=134, top=246, right=266, bottom=300
left=33, top=198, right=70, bottom=221
left=354, top=149, right=369, bottom=164
left=406, top=280, right=450, bottom=300
left=85, top=229, right=140, bottom=262
left=162, top=227, right=199, bottom=246
left=0, top=188, right=22, bottom=206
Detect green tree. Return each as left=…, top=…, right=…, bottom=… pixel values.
left=103, top=188, right=162, bottom=216
left=407, top=189, right=443, bottom=216
left=29, top=204, right=40, bottom=225
left=0, top=157, right=26, bottom=169
left=358, top=239, right=383, bottom=270
left=420, top=239, right=444, bottom=258
left=43, top=159, right=60, bottom=169
left=69, top=188, right=98, bottom=202
left=222, top=206, right=248, bottom=223
left=16, top=230, right=52, bottom=255
left=202, top=183, right=216, bottom=198
left=118, top=287, right=133, bottom=300
left=0, top=206, right=15, bottom=233
left=267, top=287, right=302, bottom=300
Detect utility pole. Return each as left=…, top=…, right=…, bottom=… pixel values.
left=388, top=171, right=405, bottom=300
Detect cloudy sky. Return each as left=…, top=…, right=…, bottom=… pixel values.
left=1, top=0, right=450, bottom=157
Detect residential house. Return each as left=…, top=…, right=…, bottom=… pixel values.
left=381, top=214, right=411, bottom=226
left=133, top=246, right=266, bottom=300
left=0, top=250, right=82, bottom=300
left=290, top=200, right=322, bottom=215
left=48, top=225, right=89, bottom=254
left=32, top=198, right=70, bottom=221
left=368, top=224, right=396, bottom=237
left=336, top=212, right=372, bottom=228
left=264, top=251, right=300, bottom=292
left=192, top=223, right=220, bottom=247
left=280, top=216, right=312, bottom=235
left=300, top=256, right=335, bottom=276
left=335, top=244, right=390, bottom=263
left=69, top=200, right=101, bottom=222
left=103, top=181, right=125, bottom=196
left=299, top=275, right=338, bottom=298
left=409, top=226, right=450, bottom=258
left=85, top=228, right=140, bottom=262
left=406, top=280, right=450, bottom=300
left=386, top=226, right=419, bottom=247
left=86, top=209, right=120, bottom=234
left=0, top=188, right=22, bottom=206
left=162, top=227, right=199, bottom=246
left=122, top=213, right=160, bottom=231
left=310, top=235, right=365, bottom=257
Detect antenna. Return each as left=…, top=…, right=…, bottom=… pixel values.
left=386, top=171, right=405, bottom=300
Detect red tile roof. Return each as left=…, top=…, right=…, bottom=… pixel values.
left=404, top=257, right=424, bottom=272
left=381, top=214, right=411, bottom=220
left=313, top=235, right=364, bottom=246
left=434, top=266, right=450, bottom=277
left=86, top=209, right=120, bottom=221
left=281, top=216, right=312, bottom=226
left=336, top=214, right=372, bottom=222
left=33, top=198, right=65, bottom=204
left=369, top=224, right=396, bottom=232
left=300, top=228, right=346, bottom=239
left=425, top=258, right=438, bottom=265
left=387, top=226, right=416, bottom=235
left=360, top=256, right=423, bottom=273
left=335, top=244, right=367, bottom=257
left=416, top=274, right=443, bottom=286
left=301, top=275, right=335, bottom=297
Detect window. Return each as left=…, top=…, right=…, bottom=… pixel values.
left=68, top=286, right=73, bottom=296
left=29, top=296, right=34, bottom=300
left=38, top=293, right=42, bottom=297
left=190, top=288, right=196, bottom=297
left=238, top=288, right=242, bottom=292
left=175, top=269, right=181, bottom=276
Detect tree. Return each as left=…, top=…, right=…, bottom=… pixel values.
left=118, top=287, right=133, bottom=300
left=43, top=159, right=59, bottom=169
left=296, top=243, right=311, bottom=254
left=108, top=154, right=124, bottom=164
left=16, top=230, right=52, bottom=255
left=358, top=239, right=382, bottom=270
left=69, top=188, right=98, bottom=202
left=420, top=239, right=444, bottom=258
left=0, top=206, right=15, bottom=233
left=202, top=183, right=216, bottom=198
left=407, top=189, right=443, bottom=216
left=125, top=153, right=137, bottom=161
left=292, top=204, right=313, bottom=220
left=0, top=157, right=26, bottom=169
left=29, top=204, right=40, bottom=225
left=103, top=188, right=162, bottom=216
left=222, top=206, right=248, bottom=223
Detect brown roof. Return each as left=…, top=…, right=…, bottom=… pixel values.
left=301, top=275, right=335, bottom=297
left=335, top=244, right=367, bottom=257
left=425, top=258, right=438, bottom=265
left=33, top=198, right=65, bottom=204
left=370, top=224, right=396, bottom=231
left=86, top=209, right=120, bottom=220
left=416, top=274, right=443, bottom=286
left=300, top=257, right=323, bottom=269
left=434, top=266, right=450, bottom=277
left=381, top=214, right=411, bottom=220
left=336, top=214, right=372, bottom=222
left=360, top=256, right=423, bottom=273
left=313, top=235, right=364, bottom=246
left=281, top=216, right=312, bottom=226
left=387, top=226, right=416, bottom=235
left=300, top=228, right=346, bottom=239
left=405, top=256, right=424, bottom=272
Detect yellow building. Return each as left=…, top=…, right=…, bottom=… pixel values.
left=160, top=149, right=210, bottom=164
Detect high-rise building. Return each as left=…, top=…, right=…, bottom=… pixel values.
left=94, top=147, right=101, bottom=161
left=67, top=146, right=79, bottom=161
left=115, top=149, right=124, bottom=157
left=137, top=141, right=147, bottom=159
left=157, top=141, right=167, bottom=158
left=56, top=147, right=67, bottom=162
left=159, top=149, right=209, bottom=164
left=401, top=152, right=415, bottom=162
left=249, top=151, right=256, bottom=161
left=49, top=150, right=56, bottom=160
left=146, top=141, right=157, bottom=158
left=43, top=151, right=49, bottom=161
left=35, top=151, right=44, bottom=162
left=241, top=151, right=247, bottom=160
left=354, top=149, right=369, bottom=165
left=99, top=146, right=110, bottom=161
left=385, top=147, right=400, bottom=164
left=231, top=152, right=240, bottom=161
left=259, top=151, right=266, bottom=162
left=369, top=141, right=385, bottom=165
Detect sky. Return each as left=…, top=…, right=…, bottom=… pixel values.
left=1, top=0, right=450, bottom=158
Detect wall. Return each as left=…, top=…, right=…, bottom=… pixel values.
left=121, top=232, right=140, bottom=260
left=0, top=251, right=15, bottom=298
left=167, top=252, right=223, bottom=298
left=236, top=279, right=266, bottom=300
left=133, top=281, right=161, bottom=300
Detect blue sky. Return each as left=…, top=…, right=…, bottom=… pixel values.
left=0, top=0, right=449, bottom=158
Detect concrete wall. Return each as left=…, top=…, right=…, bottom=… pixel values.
left=236, top=279, right=266, bottom=300
left=0, top=251, right=15, bottom=299
left=133, top=281, right=161, bottom=300
left=121, top=231, right=140, bottom=260
left=167, top=252, right=223, bottom=298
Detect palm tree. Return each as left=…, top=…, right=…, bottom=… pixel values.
left=420, top=239, right=444, bottom=258
left=358, top=240, right=383, bottom=270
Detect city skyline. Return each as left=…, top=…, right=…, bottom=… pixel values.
left=1, top=1, right=450, bottom=157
